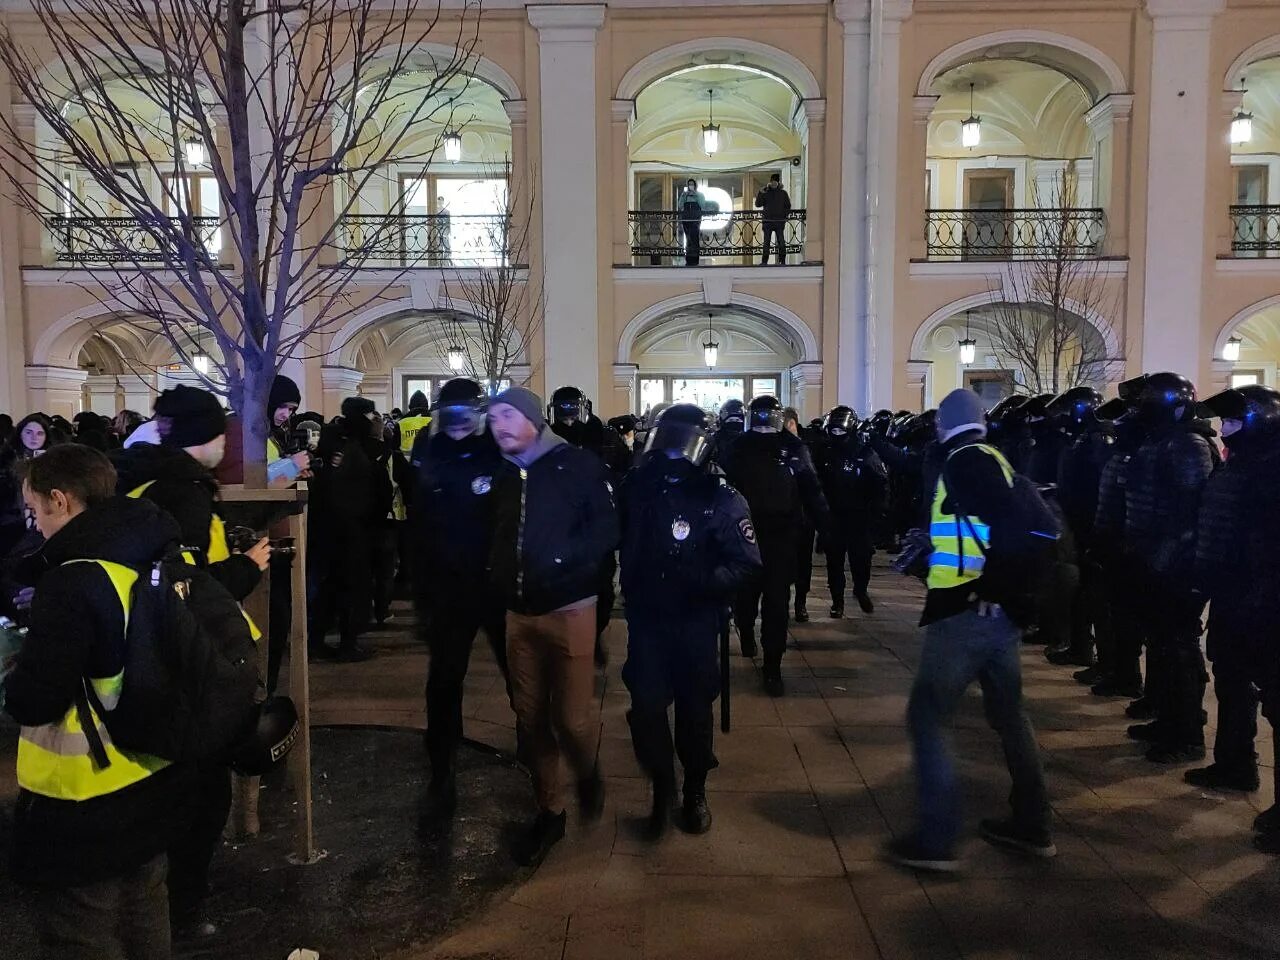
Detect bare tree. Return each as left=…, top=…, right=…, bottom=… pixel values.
left=432, top=163, right=543, bottom=395
left=984, top=168, right=1117, bottom=395
left=0, top=0, right=484, bottom=484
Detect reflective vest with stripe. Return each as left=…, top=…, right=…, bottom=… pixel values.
left=399, top=415, right=432, bottom=455
left=16, top=561, right=169, bottom=801
left=926, top=444, right=1015, bottom=591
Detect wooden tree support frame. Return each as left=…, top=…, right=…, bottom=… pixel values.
left=220, top=486, right=318, bottom=865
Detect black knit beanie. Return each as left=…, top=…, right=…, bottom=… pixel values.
left=154, top=385, right=227, bottom=449
left=269, top=375, right=302, bottom=412
left=342, top=396, right=377, bottom=420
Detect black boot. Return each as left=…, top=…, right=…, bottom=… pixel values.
left=794, top=600, right=810, bottom=624
left=682, top=772, right=712, bottom=834
left=512, top=809, right=567, bottom=866
left=644, top=778, right=675, bottom=842
left=739, top=627, right=757, bottom=658
left=762, top=664, right=785, bottom=698
left=577, top=770, right=605, bottom=824
left=1184, top=763, right=1260, bottom=792
left=855, top=591, right=874, bottom=615
left=426, top=747, right=458, bottom=818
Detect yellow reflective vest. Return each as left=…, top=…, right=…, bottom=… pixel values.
left=399, top=414, right=432, bottom=455
left=16, top=561, right=169, bottom=801
left=926, top=444, right=1014, bottom=591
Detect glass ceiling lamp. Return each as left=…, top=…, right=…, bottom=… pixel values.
left=959, top=311, right=977, bottom=366
left=447, top=344, right=466, bottom=372
left=1223, top=336, right=1242, bottom=363
left=191, top=351, right=211, bottom=375
left=443, top=131, right=462, bottom=164
left=961, top=82, right=981, bottom=149
left=183, top=133, right=206, bottom=168
left=702, top=314, right=719, bottom=369
left=701, top=89, right=720, bottom=158
left=1231, top=78, right=1253, bottom=145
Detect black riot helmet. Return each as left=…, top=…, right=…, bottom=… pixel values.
left=748, top=395, right=786, bottom=432
left=231, top=696, right=301, bottom=776
left=549, top=386, right=590, bottom=424
left=867, top=409, right=894, bottom=438
left=987, top=394, right=1030, bottom=428
left=1137, top=372, right=1197, bottom=425
left=1118, top=375, right=1148, bottom=403
left=1095, top=396, right=1129, bottom=421
left=1046, top=387, right=1103, bottom=425
left=1204, top=384, right=1280, bottom=450
left=1021, top=393, right=1056, bottom=422
left=435, top=377, right=486, bottom=433
left=823, top=405, right=858, bottom=436
left=718, top=398, right=746, bottom=427
left=643, top=403, right=711, bottom=466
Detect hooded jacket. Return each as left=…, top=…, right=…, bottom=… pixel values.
left=4, top=497, right=192, bottom=887
left=110, top=443, right=261, bottom=602
left=489, top=428, right=620, bottom=615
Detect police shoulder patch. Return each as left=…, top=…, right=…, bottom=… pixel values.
left=739, top=517, right=756, bottom=544
left=471, top=475, right=492, bottom=496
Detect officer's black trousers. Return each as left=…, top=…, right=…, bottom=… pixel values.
left=168, top=764, right=232, bottom=924
left=623, top=612, right=721, bottom=788
left=1106, top=576, right=1145, bottom=689
left=373, top=520, right=401, bottom=624
left=735, top=564, right=792, bottom=669
left=1070, top=556, right=1111, bottom=664
left=1209, top=644, right=1259, bottom=774
left=795, top=523, right=815, bottom=606
left=424, top=591, right=510, bottom=779
left=1144, top=588, right=1208, bottom=747
left=826, top=525, right=873, bottom=605
left=596, top=553, right=617, bottom=641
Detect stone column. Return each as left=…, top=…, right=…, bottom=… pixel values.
left=1084, top=94, right=1134, bottom=258
left=25, top=365, right=88, bottom=419
left=528, top=4, right=606, bottom=400
left=13, top=104, right=43, bottom=266
left=801, top=99, right=826, bottom=264
left=502, top=99, right=531, bottom=257
left=788, top=361, right=824, bottom=422
left=834, top=0, right=870, bottom=408
left=84, top=375, right=123, bottom=416
left=905, top=359, right=931, bottom=410
left=506, top=363, right=533, bottom=389
left=1213, top=90, right=1243, bottom=259
left=320, top=366, right=364, bottom=419
left=611, top=362, right=638, bottom=416
left=908, top=95, right=938, bottom=261
left=121, top=373, right=158, bottom=414
left=360, top=374, right=392, bottom=411
left=609, top=99, right=635, bottom=266
left=1140, top=0, right=1224, bottom=374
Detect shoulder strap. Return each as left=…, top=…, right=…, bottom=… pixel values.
left=76, top=681, right=111, bottom=770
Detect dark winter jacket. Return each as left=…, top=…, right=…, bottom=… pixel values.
left=1056, top=421, right=1116, bottom=544
left=1123, top=420, right=1216, bottom=587
left=817, top=434, right=888, bottom=531
left=722, top=430, right=830, bottom=538
left=409, top=428, right=504, bottom=591
left=550, top=415, right=634, bottom=481
left=618, top=456, right=761, bottom=617
left=110, top=443, right=261, bottom=602
left=1027, top=424, right=1071, bottom=486
left=4, top=497, right=192, bottom=887
left=489, top=430, right=620, bottom=616
left=755, top=183, right=792, bottom=221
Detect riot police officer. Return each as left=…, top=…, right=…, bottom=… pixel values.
left=986, top=395, right=1034, bottom=474
left=721, top=396, right=829, bottom=696
left=548, top=385, right=631, bottom=665
left=1189, top=385, right=1280, bottom=794
left=619, top=405, right=762, bottom=839
left=708, top=398, right=746, bottom=467
left=817, top=406, right=888, bottom=617
left=1123, top=373, right=1216, bottom=765
left=409, top=378, right=510, bottom=814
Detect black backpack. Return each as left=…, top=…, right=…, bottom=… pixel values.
left=80, top=556, right=262, bottom=767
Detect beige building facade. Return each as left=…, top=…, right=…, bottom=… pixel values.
left=5, top=0, right=1280, bottom=424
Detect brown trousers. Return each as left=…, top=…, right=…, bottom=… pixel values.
left=506, top=604, right=601, bottom=811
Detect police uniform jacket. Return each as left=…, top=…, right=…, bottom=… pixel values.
left=817, top=435, right=888, bottom=532
left=409, top=429, right=503, bottom=589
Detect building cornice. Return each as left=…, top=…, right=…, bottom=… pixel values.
left=527, top=4, right=606, bottom=39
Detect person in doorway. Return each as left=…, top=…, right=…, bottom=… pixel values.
left=755, top=173, right=792, bottom=265
left=487, top=387, right=618, bottom=866
left=677, top=179, right=713, bottom=266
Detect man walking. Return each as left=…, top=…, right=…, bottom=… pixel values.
left=889, top=389, right=1054, bottom=871
left=487, top=387, right=619, bottom=865
left=754, top=173, right=792, bottom=265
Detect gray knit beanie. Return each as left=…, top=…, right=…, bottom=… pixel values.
left=492, top=386, right=545, bottom=430
left=936, top=389, right=988, bottom=442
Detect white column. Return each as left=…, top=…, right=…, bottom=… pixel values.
left=611, top=362, right=638, bottom=416
left=788, top=361, right=824, bottom=422
left=121, top=374, right=158, bottom=414
left=528, top=4, right=605, bottom=402
left=359, top=374, right=392, bottom=412
left=1141, top=0, right=1223, bottom=375
left=25, top=365, right=88, bottom=419
left=320, top=366, right=364, bottom=419
left=84, top=375, right=123, bottom=416
left=834, top=0, right=870, bottom=408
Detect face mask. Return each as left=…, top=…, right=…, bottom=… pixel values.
left=1220, top=419, right=1243, bottom=439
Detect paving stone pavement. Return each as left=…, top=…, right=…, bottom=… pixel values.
left=310, top=559, right=1280, bottom=960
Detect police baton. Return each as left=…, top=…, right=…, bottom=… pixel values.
left=720, top=611, right=731, bottom=733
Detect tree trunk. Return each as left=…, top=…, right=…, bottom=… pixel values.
left=240, top=353, right=271, bottom=489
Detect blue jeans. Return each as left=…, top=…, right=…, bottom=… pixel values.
left=907, top=608, right=1050, bottom=854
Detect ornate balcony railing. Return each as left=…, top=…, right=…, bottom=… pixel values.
left=50, top=215, right=222, bottom=265
left=925, top=208, right=1106, bottom=261
left=337, top=213, right=509, bottom=267
left=1230, top=205, right=1280, bottom=258
left=627, top=209, right=806, bottom=265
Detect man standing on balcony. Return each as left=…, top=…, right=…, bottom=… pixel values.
left=755, top=173, right=791, bottom=265
left=677, top=178, right=712, bottom=267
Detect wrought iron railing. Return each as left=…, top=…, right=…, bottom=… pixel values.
left=50, top=215, right=222, bottom=264
left=627, top=209, right=806, bottom=265
left=337, top=213, right=509, bottom=266
left=925, top=208, right=1106, bottom=261
left=1230, top=205, right=1280, bottom=257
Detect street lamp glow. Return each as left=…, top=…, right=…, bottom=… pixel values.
left=447, top=344, right=466, bottom=372
left=192, top=352, right=211, bottom=375
left=701, top=89, right=720, bottom=157
left=184, top=135, right=206, bottom=168
left=443, top=131, right=462, bottom=164
left=1223, top=336, right=1242, bottom=362
left=703, top=315, right=718, bottom=368
left=1231, top=110, right=1253, bottom=145
left=961, top=82, right=981, bottom=149
left=959, top=337, right=977, bottom=365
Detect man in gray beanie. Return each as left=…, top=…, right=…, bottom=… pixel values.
left=487, top=386, right=619, bottom=865
left=887, top=388, right=1054, bottom=873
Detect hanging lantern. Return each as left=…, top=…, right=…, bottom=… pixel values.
left=192, top=352, right=211, bottom=375
left=448, top=344, right=466, bottom=372
left=961, top=82, right=981, bottom=149
left=1231, top=78, right=1253, bottom=145
left=1223, top=336, right=1242, bottom=362
left=959, top=309, right=976, bottom=365
left=183, top=134, right=207, bottom=168
left=443, top=131, right=462, bottom=164
left=702, top=314, right=719, bottom=369
left=701, top=89, right=720, bottom=157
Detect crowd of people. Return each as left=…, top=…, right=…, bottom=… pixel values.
left=2, top=367, right=1279, bottom=957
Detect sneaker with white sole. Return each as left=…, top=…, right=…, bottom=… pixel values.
left=884, top=835, right=960, bottom=873
left=979, top=818, right=1057, bottom=858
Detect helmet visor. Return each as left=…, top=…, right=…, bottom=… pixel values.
left=644, top=420, right=710, bottom=466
